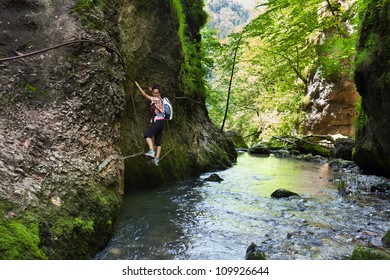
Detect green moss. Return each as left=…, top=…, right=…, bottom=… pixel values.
left=246, top=251, right=266, bottom=260
left=299, top=142, right=332, bottom=157
left=25, top=83, right=38, bottom=93
left=354, top=97, right=367, bottom=134
left=378, top=71, right=390, bottom=90
left=355, top=33, right=378, bottom=70
left=71, top=0, right=106, bottom=13
left=0, top=215, right=47, bottom=260
left=49, top=215, right=94, bottom=238
left=350, top=246, right=390, bottom=260
left=70, top=0, right=107, bottom=30
left=171, top=0, right=207, bottom=95
left=383, top=228, right=390, bottom=246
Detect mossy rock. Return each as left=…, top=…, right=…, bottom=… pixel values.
left=204, top=173, right=224, bottom=182
left=350, top=246, right=390, bottom=260
left=249, top=144, right=271, bottom=155
left=298, top=153, right=327, bottom=163
left=0, top=215, right=47, bottom=260
left=246, top=251, right=266, bottom=260
left=225, top=130, right=248, bottom=149
left=272, top=149, right=291, bottom=158
left=297, top=142, right=332, bottom=157
left=333, top=138, right=355, bottom=160
left=37, top=180, right=122, bottom=259
left=245, top=243, right=266, bottom=260
left=271, top=189, right=299, bottom=199
left=382, top=229, right=390, bottom=247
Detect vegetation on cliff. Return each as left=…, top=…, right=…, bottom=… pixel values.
left=353, top=0, right=390, bottom=176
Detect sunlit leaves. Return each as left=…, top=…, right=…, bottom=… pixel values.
left=203, top=0, right=365, bottom=143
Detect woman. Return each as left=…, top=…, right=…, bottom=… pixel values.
left=135, top=81, right=165, bottom=166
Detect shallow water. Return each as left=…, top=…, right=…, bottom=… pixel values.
left=95, top=152, right=390, bottom=260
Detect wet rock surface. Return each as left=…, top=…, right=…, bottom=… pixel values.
left=0, top=0, right=126, bottom=259
left=204, top=174, right=224, bottom=182
left=271, top=189, right=300, bottom=199
left=249, top=144, right=270, bottom=155
left=245, top=243, right=266, bottom=260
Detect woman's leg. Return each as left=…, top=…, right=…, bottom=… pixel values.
left=146, top=137, right=154, bottom=151
left=154, top=121, right=165, bottom=159
left=156, top=146, right=162, bottom=159
left=144, top=123, right=158, bottom=157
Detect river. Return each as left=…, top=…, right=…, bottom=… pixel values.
left=95, top=152, right=390, bottom=260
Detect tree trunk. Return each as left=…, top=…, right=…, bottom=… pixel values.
left=221, top=31, right=243, bottom=132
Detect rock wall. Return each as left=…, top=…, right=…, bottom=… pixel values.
left=304, top=71, right=359, bottom=136
left=353, top=0, right=390, bottom=176
left=0, top=0, right=236, bottom=259
left=117, top=0, right=235, bottom=190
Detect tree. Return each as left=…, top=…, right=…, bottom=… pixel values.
left=203, top=0, right=364, bottom=143
left=221, top=31, right=244, bottom=132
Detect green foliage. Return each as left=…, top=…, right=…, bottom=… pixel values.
left=203, top=0, right=366, bottom=143
left=316, top=35, right=358, bottom=79
left=206, top=0, right=250, bottom=38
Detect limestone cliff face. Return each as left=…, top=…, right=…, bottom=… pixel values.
left=304, top=72, right=359, bottom=136
left=0, top=0, right=235, bottom=259
left=353, top=0, right=390, bottom=176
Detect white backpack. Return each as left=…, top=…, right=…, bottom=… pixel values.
left=157, top=97, right=173, bottom=120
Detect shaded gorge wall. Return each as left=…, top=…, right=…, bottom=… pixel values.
left=353, top=0, right=390, bottom=176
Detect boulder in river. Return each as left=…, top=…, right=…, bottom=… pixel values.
left=204, top=174, right=224, bottom=183
left=333, top=138, right=355, bottom=160
left=370, top=183, right=390, bottom=193
left=272, top=149, right=291, bottom=158
left=249, top=144, right=271, bottom=156
left=245, top=243, right=266, bottom=260
left=382, top=229, right=390, bottom=247
left=271, top=189, right=300, bottom=199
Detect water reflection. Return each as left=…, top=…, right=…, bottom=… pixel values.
left=95, top=152, right=390, bottom=260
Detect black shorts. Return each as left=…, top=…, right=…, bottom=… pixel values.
left=144, top=120, right=165, bottom=146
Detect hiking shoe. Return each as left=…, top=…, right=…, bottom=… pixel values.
left=145, top=150, right=155, bottom=158
left=152, top=158, right=159, bottom=166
